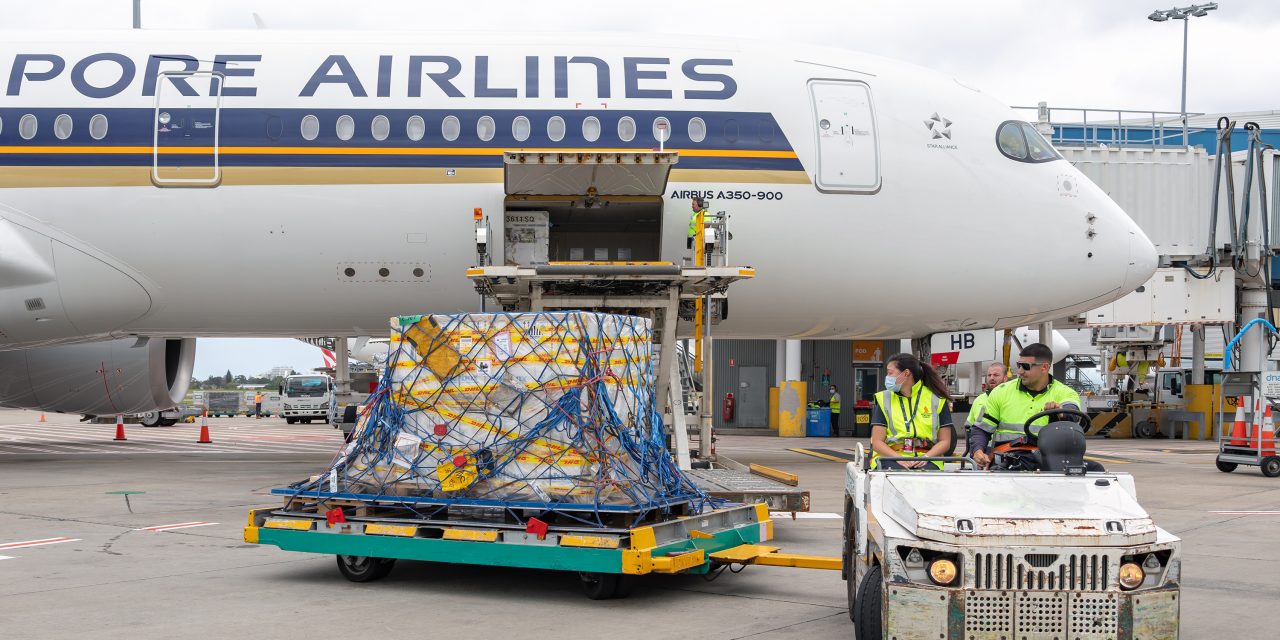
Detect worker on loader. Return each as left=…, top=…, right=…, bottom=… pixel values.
left=972, top=343, right=1097, bottom=471
left=687, top=196, right=708, bottom=264
left=869, top=353, right=954, bottom=469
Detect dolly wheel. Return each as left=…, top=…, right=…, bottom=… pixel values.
left=578, top=572, right=622, bottom=600
left=612, top=574, right=636, bottom=598
left=1262, top=457, right=1280, bottom=478
left=1216, top=459, right=1238, bottom=473
left=336, top=555, right=396, bottom=582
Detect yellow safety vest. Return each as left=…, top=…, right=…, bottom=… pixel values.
left=982, top=378, right=1082, bottom=444
left=688, top=208, right=706, bottom=237
left=830, top=392, right=841, bottom=414
left=872, top=381, right=944, bottom=470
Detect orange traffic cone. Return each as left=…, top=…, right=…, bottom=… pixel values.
left=113, top=415, right=127, bottom=441
left=1229, top=397, right=1249, bottom=446
left=197, top=409, right=212, bottom=444
left=1261, top=404, right=1277, bottom=456
left=39, top=412, right=46, bottom=422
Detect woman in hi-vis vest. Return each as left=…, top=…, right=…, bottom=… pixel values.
left=869, top=353, right=953, bottom=470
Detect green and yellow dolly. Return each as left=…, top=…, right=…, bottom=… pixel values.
left=245, top=501, right=840, bottom=599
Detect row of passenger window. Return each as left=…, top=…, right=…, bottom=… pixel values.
left=0, top=114, right=110, bottom=141
left=1, top=112, right=759, bottom=147
left=300, top=114, right=711, bottom=144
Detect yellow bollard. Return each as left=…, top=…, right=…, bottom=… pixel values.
left=777, top=381, right=807, bottom=438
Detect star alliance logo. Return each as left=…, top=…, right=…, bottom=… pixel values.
left=924, top=113, right=952, bottom=139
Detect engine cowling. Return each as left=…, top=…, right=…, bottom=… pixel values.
left=0, top=337, right=195, bottom=415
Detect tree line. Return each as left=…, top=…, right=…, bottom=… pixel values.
left=188, top=368, right=298, bottom=390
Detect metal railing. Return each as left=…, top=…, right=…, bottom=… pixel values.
left=1011, top=104, right=1206, bottom=148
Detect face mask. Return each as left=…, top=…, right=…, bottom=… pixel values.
left=829, top=388, right=836, bottom=394
left=884, top=375, right=900, bottom=393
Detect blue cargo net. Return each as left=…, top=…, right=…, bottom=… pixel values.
left=281, top=311, right=710, bottom=528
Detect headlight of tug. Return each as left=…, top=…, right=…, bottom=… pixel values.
left=928, top=559, right=958, bottom=586
left=1118, top=562, right=1145, bottom=590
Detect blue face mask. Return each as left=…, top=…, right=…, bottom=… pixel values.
left=884, top=374, right=900, bottom=393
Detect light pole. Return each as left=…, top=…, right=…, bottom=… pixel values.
left=1148, top=3, right=1217, bottom=146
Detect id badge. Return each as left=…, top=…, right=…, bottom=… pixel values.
left=903, top=439, right=915, bottom=454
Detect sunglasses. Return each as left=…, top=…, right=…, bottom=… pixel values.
left=1015, top=362, right=1046, bottom=371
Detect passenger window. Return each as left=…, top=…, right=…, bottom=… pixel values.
left=652, top=117, right=671, bottom=144
left=512, top=116, right=531, bottom=142
left=336, top=115, right=355, bottom=141
left=406, top=115, right=426, bottom=142
left=442, top=115, right=460, bottom=142
left=617, top=116, right=636, bottom=142
left=724, top=119, right=739, bottom=144
left=477, top=116, right=496, bottom=142
left=89, top=114, right=108, bottom=140
left=300, top=115, right=320, bottom=141
left=758, top=117, right=775, bottom=144
left=371, top=115, right=390, bottom=141
left=19, top=114, right=37, bottom=140
left=547, top=116, right=566, bottom=142
left=688, top=117, right=706, bottom=143
left=54, top=114, right=73, bottom=140
left=582, top=116, right=601, bottom=142
left=0, top=115, right=4, bottom=136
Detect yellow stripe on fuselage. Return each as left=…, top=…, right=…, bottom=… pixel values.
left=0, top=145, right=799, bottom=159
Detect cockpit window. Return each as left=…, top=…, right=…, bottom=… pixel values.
left=1022, top=123, right=1060, bottom=161
left=996, top=120, right=1060, bottom=163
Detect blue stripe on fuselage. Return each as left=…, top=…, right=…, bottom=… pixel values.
left=0, top=107, right=802, bottom=170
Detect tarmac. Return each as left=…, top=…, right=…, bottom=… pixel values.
left=0, top=408, right=1276, bottom=639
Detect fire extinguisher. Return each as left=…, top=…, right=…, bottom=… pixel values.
left=723, top=393, right=736, bottom=422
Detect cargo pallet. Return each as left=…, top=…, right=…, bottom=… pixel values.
left=466, top=262, right=809, bottom=511
left=245, top=497, right=838, bottom=599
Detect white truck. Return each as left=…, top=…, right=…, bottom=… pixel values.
left=279, top=374, right=333, bottom=424
left=842, top=418, right=1181, bottom=639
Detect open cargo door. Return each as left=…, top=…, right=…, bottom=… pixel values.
left=504, top=151, right=677, bottom=197
left=502, top=152, right=678, bottom=264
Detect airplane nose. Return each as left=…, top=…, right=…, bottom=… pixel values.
left=1122, top=225, right=1158, bottom=292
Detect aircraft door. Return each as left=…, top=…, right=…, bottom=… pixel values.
left=152, top=71, right=223, bottom=186
left=808, top=80, right=880, bottom=193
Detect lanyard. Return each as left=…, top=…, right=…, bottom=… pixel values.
left=893, top=386, right=921, bottom=438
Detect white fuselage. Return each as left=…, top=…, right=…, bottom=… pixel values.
left=0, top=30, right=1157, bottom=349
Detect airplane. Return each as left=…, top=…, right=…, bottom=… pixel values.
left=308, top=337, right=391, bottom=369
left=0, top=29, right=1158, bottom=418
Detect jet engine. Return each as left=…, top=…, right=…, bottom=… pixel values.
left=0, top=337, right=195, bottom=416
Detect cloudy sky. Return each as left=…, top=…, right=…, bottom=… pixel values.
left=12, top=0, right=1278, bottom=112
left=9, top=0, right=1278, bottom=377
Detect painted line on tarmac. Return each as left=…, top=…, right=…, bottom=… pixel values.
left=0, top=555, right=12, bottom=561
left=1084, top=455, right=1131, bottom=464
left=789, top=448, right=854, bottom=462
left=771, top=512, right=841, bottom=519
left=0, top=537, right=79, bottom=550
left=1209, top=511, right=1280, bottom=516
left=137, top=522, right=218, bottom=532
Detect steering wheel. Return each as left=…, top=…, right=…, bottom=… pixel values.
left=1021, top=408, right=1090, bottom=444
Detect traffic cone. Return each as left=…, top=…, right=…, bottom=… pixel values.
left=113, top=415, right=127, bottom=441
left=1261, top=404, right=1277, bottom=456
left=197, top=409, right=212, bottom=444
left=39, top=412, right=46, bottom=422
left=1229, top=397, right=1249, bottom=446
